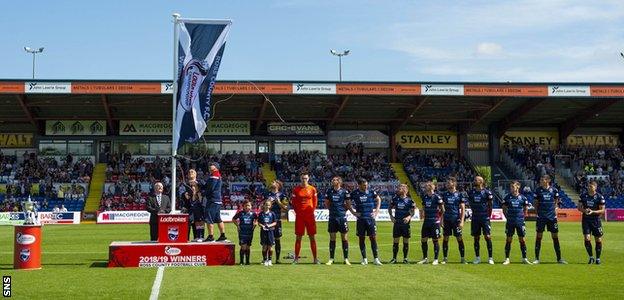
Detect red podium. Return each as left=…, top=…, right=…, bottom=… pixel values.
left=157, top=214, right=189, bottom=243
left=14, top=225, right=42, bottom=270
left=108, top=213, right=235, bottom=268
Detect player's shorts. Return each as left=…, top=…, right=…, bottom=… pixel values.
left=505, top=222, right=526, bottom=237
left=273, top=220, right=283, bottom=238
left=471, top=219, right=491, bottom=236
left=443, top=219, right=463, bottom=237
left=328, top=217, right=349, bottom=234
left=421, top=222, right=441, bottom=239
left=295, top=213, right=317, bottom=236
left=393, top=223, right=411, bottom=239
left=238, top=233, right=253, bottom=246
left=204, top=202, right=222, bottom=224
left=260, top=229, right=275, bottom=246
left=356, top=218, right=377, bottom=237
left=582, top=218, right=603, bottom=237
left=191, top=204, right=205, bottom=222
left=536, top=218, right=558, bottom=233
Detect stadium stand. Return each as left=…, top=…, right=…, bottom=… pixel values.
left=272, top=147, right=398, bottom=208
left=400, top=151, right=494, bottom=205
left=98, top=151, right=265, bottom=211
left=0, top=152, right=93, bottom=212
left=496, top=144, right=624, bottom=208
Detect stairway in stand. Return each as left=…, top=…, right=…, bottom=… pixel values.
left=555, top=173, right=580, bottom=203
left=391, top=163, right=422, bottom=207
left=84, top=163, right=107, bottom=214
left=261, top=163, right=277, bottom=187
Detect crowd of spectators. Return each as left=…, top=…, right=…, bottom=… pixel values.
left=402, top=151, right=477, bottom=193
left=1, top=152, right=93, bottom=212
left=99, top=151, right=264, bottom=211
left=569, top=147, right=624, bottom=199
left=504, top=144, right=624, bottom=200
left=274, top=147, right=396, bottom=184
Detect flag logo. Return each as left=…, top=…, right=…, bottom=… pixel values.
left=173, top=19, right=231, bottom=150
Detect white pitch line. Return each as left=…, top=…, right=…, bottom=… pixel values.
left=149, top=266, right=165, bottom=300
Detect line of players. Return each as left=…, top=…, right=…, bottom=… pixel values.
left=230, top=172, right=606, bottom=266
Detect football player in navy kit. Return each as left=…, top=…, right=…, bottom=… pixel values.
left=258, top=200, right=278, bottom=267
left=324, top=176, right=351, bottom=265
left=533, top=175, right=567, bottom=264
left=388, top=184, right=416, bottom=264
left=347, top=178, right=383, bottom=266
left=232, top=200, right=257, bottom=265
left=265, top=180, right=289, bottom=264
left=501, top=181, right=531, bottom=265
left=417, top=181, right=444, bottom=265
left=578, top=180, right=606, bottom=264
left=441, top=177, right=467, bottom=264
left=467, top=176, right=495, bottom=264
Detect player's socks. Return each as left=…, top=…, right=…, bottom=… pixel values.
left=245, top=249, right=250, bottom=265
left=342, top=240, right=349, bottom=259
left=197, top=228, right=204, bottom=239
left=485, top=238, right=493, bottom=258
left=534, top=237, right=542, bottom=260
left=403, top=243, right=409, bottom=260
left=359, top=236, right=367, bottom=259
left=505, top=241, right=511, bottom=259
left=596, top=241, right=602, bottom=259
left=421, top=241, right=428, bottom=259
left=370, top=236, right=379, bottom=259
left=295, top=239, right=302, bottom=259
left=474, top=240, right=480, bottom=257
left=239, top=249, right=244, bottom=264
left=458, top=239, right=465, bottom=258
left=584, top=240, right=593, bottom=257
left=262, top=249, right=267, bottom=262
left=392, top=242, right=399, bottom=260
left=268, top=249, right=273, bottom=262
left=275, top=240, right=281, bottom=262
left=553, top=238, right=561, bottom=261
left=520, top=240, right=527, bottom=259
left=433, top=240, right=440, bottom=260
left=442, top=240, right=449, bottom=259
left=330, top=240, right=337, bottom=260
left=311, top=239, right=318, bottom=260
left=207, top=234, right=214, bottom=242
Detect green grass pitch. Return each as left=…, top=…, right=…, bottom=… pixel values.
left=1, top=221, right=623, bottom=299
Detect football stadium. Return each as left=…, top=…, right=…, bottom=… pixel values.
left=2, top=2, right=624, bottom=300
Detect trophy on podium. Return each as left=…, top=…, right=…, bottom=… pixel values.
left=21, top=196, right=39, bottom=225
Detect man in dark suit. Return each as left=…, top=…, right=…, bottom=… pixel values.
left=147, top=182, right=171, bottom=241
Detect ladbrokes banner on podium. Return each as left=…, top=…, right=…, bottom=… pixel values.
left=173, top=19, right=232, bottom=150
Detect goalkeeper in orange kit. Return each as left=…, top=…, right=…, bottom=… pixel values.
left=290, top=172, right=320, bottom=264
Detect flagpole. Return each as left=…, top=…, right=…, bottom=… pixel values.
left=170, top=12, right=181, bottom=214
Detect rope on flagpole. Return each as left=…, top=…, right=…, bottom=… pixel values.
left=175, top=80, right=289, bottom=163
